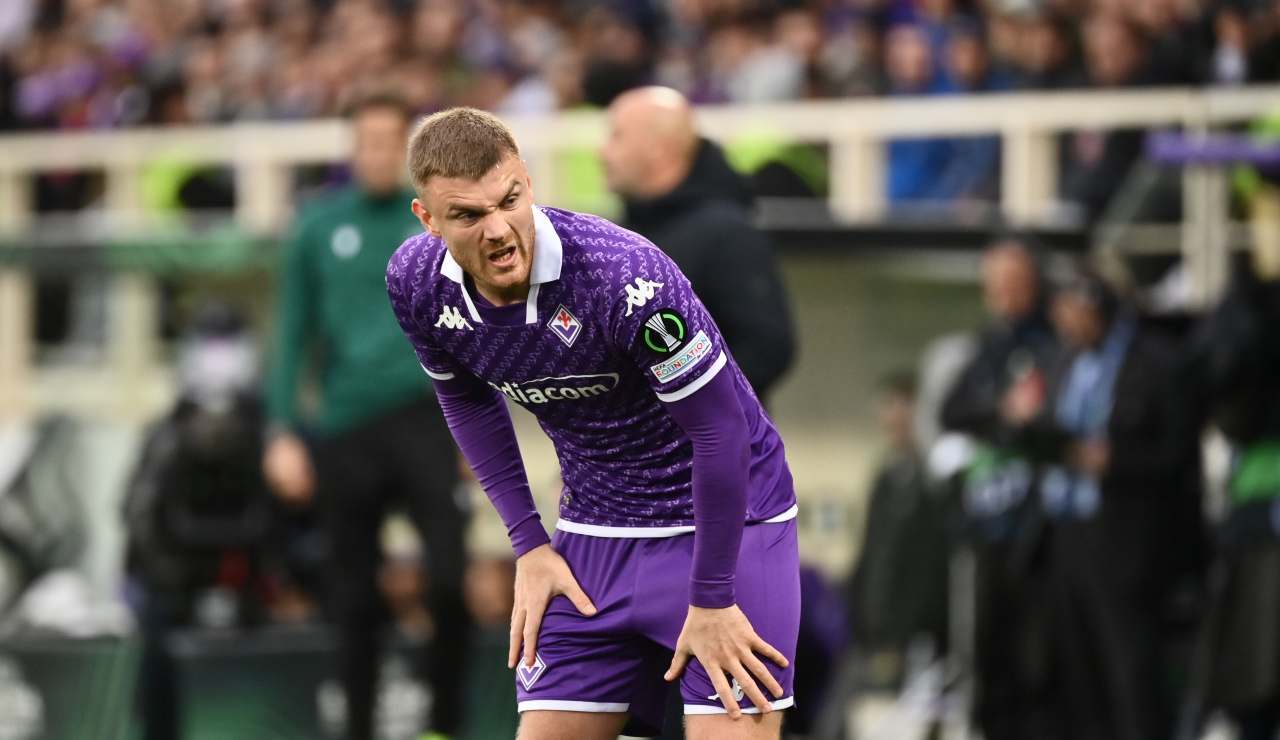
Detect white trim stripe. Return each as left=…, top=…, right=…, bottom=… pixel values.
left=529, top=206, right=564, bottom=285
left=762, top=504, right=799, bottom=524
left=440, top=249, right=464, bottom=283
left=525, top=283, right=541, bottom=324
left=684, top=696, right=794, bottom=715
left=459, top=283, right=483, bottom=324
left=654, top=351, right=727, bottom=403
left=554, top=505, right=798, bottom=538
left=420, top=364, right=455, bottom=381
left=518, top=700, right=629, bottom=713
left=556, top=520, right=696, bottom=537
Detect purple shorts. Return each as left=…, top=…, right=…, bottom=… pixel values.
left=514, top=516, right=800, bottom=734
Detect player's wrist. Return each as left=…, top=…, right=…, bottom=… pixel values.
left=509, top=517, right=551, bottom=558
left=688, top=580, right=735, bottom=609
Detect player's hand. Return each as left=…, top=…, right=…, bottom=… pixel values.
left=509, top=543, right=597, bottom=669
left=664, top=604, right=788, bottom=718
left=262, top=433, right=316, bottom=505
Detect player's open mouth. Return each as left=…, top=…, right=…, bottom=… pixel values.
left=488, top=245, right=517, bottom=267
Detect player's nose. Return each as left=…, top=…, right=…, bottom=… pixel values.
left=479, top=211, right=509, bottom=243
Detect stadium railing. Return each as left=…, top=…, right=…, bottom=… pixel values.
left=1, top=85, right=1278, bottom=419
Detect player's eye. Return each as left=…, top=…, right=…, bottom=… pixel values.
left=458, top=213, right=480, bottom=225
left=502, top=195, right=518, bottom=209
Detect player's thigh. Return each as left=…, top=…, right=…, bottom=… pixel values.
left=677, top=519, right=800, bottom=714
left=516, top=710, right=629, bottom=740
left=684, top=711, right=783, bottom=740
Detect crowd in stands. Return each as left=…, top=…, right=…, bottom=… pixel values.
left=1, top=0, right=1279, bottom=133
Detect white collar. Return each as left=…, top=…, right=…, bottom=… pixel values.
left=439, top=205, right=563, bottom=286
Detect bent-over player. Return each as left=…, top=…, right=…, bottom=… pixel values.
left=386, top=107, right=800, bottom=740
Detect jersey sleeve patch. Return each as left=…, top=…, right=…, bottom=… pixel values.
left=649, top=329, right=713, bottom=384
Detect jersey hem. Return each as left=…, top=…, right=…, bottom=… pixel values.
left=554, top=503, right=798, bottom=538
left=518, top=699, right=630, bottom=713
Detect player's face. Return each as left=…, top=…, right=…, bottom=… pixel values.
left=352, top=106, right=410, bottom=195
left=412, top=154, right=536, bottom=304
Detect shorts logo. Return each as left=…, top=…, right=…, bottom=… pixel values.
left=623, top=278, right=664, bottom=317
left=435, top=306, right=473, bottom=331
left=547, top=305, right=582, bottom=347
left=518, top=653, right=547, bottom=690
left=707, top=678, right=746, bottom=703
left=649, top=330, right=712, bottom=384
left=642, top=310, right=686, bottom=355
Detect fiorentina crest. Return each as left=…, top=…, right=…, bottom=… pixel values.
left=547, top=305, right=582, bottom=347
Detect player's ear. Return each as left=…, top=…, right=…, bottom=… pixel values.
left=411, top=198, right=441, bottom=238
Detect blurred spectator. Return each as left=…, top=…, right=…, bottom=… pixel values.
left=602, top=85, right=796, bottom=402
left=940, top=236, right=1061, bottom=740
left=884, top=23, right=954, bottom=204
left=458, top=557, right=521, bottom=740
left=1059, top=13, right=1151, bottom=223
left=1007, top=11, right=1077, bottom=89
left=2, top=0, right=1280, bottom=136
left=1189, top=238, right=1280, bottom=740
left=124, top=301, right=322, bottom=740
left=933, top=20, right=1004, bottom=203
left=262, top=90, right=467, bottom=740
left=848, top=371, right=948, bottom=684
left=1021, top=269, right=1202, bottom=740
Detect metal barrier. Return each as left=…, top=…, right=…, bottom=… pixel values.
left=1, top=86, right=1278, bottom=419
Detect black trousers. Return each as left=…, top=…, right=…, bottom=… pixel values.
left=313, top=397, right=468, bottom=738
left=971, top=540, right=1057, bottom=740
left=1048, top=502, right=1169, bottom=740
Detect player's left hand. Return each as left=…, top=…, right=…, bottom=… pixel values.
left=664, top=604, right=788, bottom=718
left=508, top=543, right=597, bottom=670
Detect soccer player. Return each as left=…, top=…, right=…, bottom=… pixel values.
left=386, top=108, right=800, bottom=740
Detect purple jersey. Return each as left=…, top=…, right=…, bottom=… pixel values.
left=386, top=206, right=795, bottom=531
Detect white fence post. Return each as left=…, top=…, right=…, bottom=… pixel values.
left=830, top=134, right=885, bottom=223
left=0, top=169, right=33, bottom=419
left=1001, top=126, right=1057, bottom=225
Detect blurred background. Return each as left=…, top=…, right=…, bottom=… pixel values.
left=1, top=0, right=1280, bottom=738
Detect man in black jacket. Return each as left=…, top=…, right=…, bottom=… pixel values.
left=1020, top=270, right=1203, bottom=740
left=601, top=86, right=796, bottom=403
left=940, top=238, right=1061, bottom=740
left=1190, top=253, right=1280, bottom=740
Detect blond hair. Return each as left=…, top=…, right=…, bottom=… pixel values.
left=407, top=107, right=520, bottom=191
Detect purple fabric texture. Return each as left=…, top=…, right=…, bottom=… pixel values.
left=432, top=374, right=549, bottom=557
left=385, top=205, right=796, bottom=604
left=514, top=520, right=801, bottom=723
left=663, top=367, right=750, bottom=608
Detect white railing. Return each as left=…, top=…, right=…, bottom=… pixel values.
left=1, top=86, right=1277, bottom=419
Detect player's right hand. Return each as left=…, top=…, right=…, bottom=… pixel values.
left=509, top=543, right=597, bottom=669
left=262, top=433, right=316, bottom=505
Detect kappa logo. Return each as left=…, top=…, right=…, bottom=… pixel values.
left=547, top=304, right=582, bottom=347
left=518, top=653, right=547, bottom=691
left=707, top=678, right=746, bottom=703
left=623, top=278, right=664, bottom=317
left=434, top=306, right=473, bottom=331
